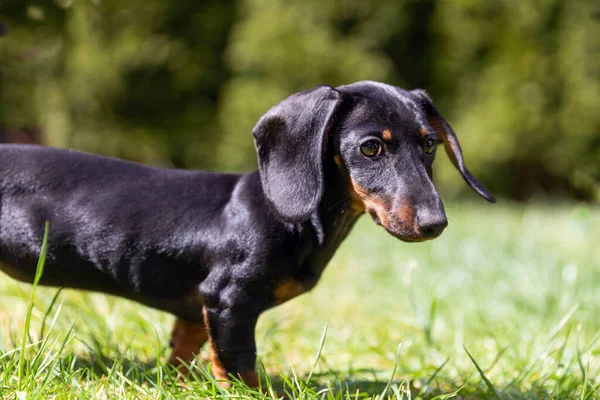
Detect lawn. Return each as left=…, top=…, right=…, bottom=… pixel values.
left=0, top=202, right=598, bottom=399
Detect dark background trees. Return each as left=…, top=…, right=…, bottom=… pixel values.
left=1, top=0, right=598, bottom=201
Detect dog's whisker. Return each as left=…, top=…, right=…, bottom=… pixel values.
left=328, top=196, right=351, bottom=211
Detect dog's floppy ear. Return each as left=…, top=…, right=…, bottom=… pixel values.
left=411, top=89, right=496, bottom=203
left=252, top=85, right=343, bottom=223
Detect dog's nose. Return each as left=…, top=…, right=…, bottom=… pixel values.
left=417, top=213, right=448, bottom=238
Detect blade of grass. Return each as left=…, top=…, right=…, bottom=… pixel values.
left=17, top=221, right=49, bottom=390
left=464, top=345, right=503, bottom=400
left=379, top=342, right=402, bottom=400
left=429, top=385, right=464, bottom=400
left=416, top=355, right=452, bottom=399
left=548, top=304, right=579, bottom=341
left=36, top=321, right=76, bottom=396
left=39, top=287, right=64, bottom=341
left=306, top=323, right=328, bottom=385
left=579, top=358, right=589, bottom=400
left=506, top=304, right=580, bottom=390
left=425, top=297, right=438, bottom=345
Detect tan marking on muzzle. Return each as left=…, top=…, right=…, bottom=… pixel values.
left=394, top=197, right=419, bottom=234
left=347, top=178, right=366, bottom=214
left=350, top=178, right=389, bottom=226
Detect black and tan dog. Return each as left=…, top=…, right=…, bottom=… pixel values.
left=0, top=81, right=494, bottom=387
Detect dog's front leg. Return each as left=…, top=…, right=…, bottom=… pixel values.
left=201, top=295, right=261, bottom=388
left=168, top=318, right=208, bottom=371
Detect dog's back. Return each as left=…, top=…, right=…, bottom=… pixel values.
left=0, top=144, right=242, bottom=302
left=0, top=144, right=157, bottom=191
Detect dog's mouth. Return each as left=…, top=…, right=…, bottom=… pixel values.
left=368, top=211, right=443, bottom=243
left=387, top=230, right=437, bottom=243
left=369, top=211, right=382, bottom=226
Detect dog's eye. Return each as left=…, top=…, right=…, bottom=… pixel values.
left=424, top=137, right=437, bottom=154
left=360, top=140, right=382, bottom=157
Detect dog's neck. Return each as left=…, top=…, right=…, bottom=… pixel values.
left=301, top=158, right=364, bottom=284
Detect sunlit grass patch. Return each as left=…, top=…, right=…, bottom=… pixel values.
left=0, top=202, right=598, bottom=399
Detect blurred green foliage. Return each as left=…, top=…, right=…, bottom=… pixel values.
left=0, top=0, right=598, bottom=201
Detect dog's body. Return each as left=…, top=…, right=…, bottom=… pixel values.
left=0, top=81, right=494, bottom=387
left=0, top=144, right=351, bottom=319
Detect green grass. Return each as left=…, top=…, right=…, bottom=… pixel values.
left=0, top=202, right=598, bottom=399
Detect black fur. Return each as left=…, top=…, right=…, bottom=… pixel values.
left=0, top=81, right=494, bottom=382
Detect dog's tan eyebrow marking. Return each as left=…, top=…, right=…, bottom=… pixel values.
left=420, top=127, right=429, bottom=137
left=382, top=129, right=393, bottom=141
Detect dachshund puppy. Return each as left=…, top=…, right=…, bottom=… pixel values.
left=0, top=81, right=494, bottom=387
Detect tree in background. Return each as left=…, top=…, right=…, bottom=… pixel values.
left=1, top=0, right=235, bottom=167
left=431, top=1, right=600, bottom=201
left=0, top=0, right=598, bottom=201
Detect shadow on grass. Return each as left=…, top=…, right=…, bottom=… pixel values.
left=269, top=370, right=394, bottom=394
left=65, top=354, right=404, bottom=394
left=21, top=351, right=562, bottom=398
left=66, top=353, right=160, bottom=381
left=66, top=355, right=456, bottom=398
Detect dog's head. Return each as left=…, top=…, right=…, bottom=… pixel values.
left=252, top=81, right=495, bottom=242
